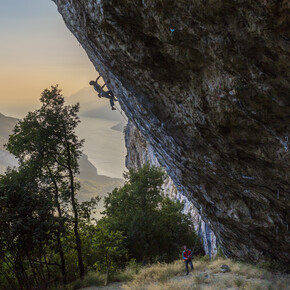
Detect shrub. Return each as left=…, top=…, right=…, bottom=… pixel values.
left=193, top=273, right=208, bottom=284
left=112, top=260, right=142, bottom=282
left=70, top=272, right=105, bottom=289
left=198, top=255, right=211, bottom=262
left=257, top=260, right=290, bottom=274
left=216, top=245, right=226, bottom=259
left=234, top=277, right=245, bottom=287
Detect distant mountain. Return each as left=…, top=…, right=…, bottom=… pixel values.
left=0, top=113, right=18, bottom=149
left=0, top=113, right=19, bottom=171
left=111, top=121, right=126, bottom=132
left=66, top=87, right=123, bottom=122
left=77, top=154, right=123, bottom=217
left=0, top=150, right=18, bottom=173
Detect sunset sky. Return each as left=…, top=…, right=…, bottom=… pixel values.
left=0, top=0, right=97, bottom=117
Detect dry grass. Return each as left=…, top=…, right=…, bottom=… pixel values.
left=60, top=258, right=290, bottom=289
left=206, top=258, right=267, bottom=278
left=133, top=260, right=183, bottom=283
left=121, top=258, right=290, bottom=290
left=122, top=260, right=184, bottom=289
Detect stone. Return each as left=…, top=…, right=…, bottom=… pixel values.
left=53, top=0, right=290, bottom=263
left=220, top=264, right=231, bottom=273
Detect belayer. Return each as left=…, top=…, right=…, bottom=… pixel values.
left=89, top=76, right=117, bottom=110
left=182, top=245, right=194, bottom=275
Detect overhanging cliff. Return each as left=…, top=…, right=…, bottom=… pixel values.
left=53, top=0, right=290, bottom=263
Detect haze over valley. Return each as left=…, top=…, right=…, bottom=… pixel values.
left=0, top=87, right=126, bottom=216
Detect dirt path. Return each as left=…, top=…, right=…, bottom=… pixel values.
left=81, top=282, right=124, bottom=290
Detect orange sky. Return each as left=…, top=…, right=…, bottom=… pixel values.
left=0, top=0, right=97, bottom=118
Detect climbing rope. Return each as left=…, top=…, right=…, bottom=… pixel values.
left=115, top=102, right=128, bottom=122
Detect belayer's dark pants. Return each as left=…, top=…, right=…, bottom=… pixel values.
left=185, top=260, right=193, bottom=275
left=110, top=98, right=115, bottom=108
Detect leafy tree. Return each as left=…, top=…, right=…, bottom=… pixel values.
left=0, top=166, right=56, bottom=289
left=102, top=164, right=201, bottom=263
left=6, top=86, right=85, bottom=279
left=91, top=224, right=127, bottom=286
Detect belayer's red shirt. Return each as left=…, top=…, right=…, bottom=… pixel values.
left=182, top=249, right=192, bottom=261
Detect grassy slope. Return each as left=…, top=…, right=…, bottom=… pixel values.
left=65, top=258, right=290, bottom=290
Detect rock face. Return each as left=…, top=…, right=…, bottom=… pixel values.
left=125, top=121, right=217, bottom=257
left=53, top=0, right=290, bottom=263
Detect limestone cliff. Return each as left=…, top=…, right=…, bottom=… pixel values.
left=125, top=121, right=217, bottom=257
left=53, top=0, right=290, bottom=263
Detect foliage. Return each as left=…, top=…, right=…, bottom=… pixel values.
left=257, top=259, right=290, bottom=274
left=91, top=224, right=127, bottom=274
left=111, top=259, right=141, bottom=282
left=216, top=245, right=226, bottom=259
left=69, top=272, right=105, bottom=290
left=0, top=86, right=97, bottom=289
left=102, top=163, right=201, bottom=263
left=0, top=88, right=205, bottom=289
left=0, top=167, right=57, bottom=289
left=198, top=254, right=211, bottom=262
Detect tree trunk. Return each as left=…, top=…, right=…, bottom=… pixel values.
left=74, top=214, right=85, bottom=279
left=66, top=148, right=85, bottom=279
left=57, top=234, right=68, bottom=284
left=47, top=165, right=68, bottom=284
left=105, top=265, right=110, bottom=286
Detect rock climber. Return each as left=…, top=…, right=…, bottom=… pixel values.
left=182, top=245, right=193, bottom=275
left=89, top=76, right=117, bottom=110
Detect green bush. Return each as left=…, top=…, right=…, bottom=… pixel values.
left=216, top=245, right=225, bottom=259
left=198, top=255, right=211, bottom=262
left=257, top=260, right=290, bottom=274
left=70, top=272, right=105, bottom=290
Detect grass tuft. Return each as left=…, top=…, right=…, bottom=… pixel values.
left=193, top=273, right=209, bottom=284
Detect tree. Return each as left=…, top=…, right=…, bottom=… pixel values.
left=102, top=164, right=201, bottom=263
left=91, top=224, right=127, bottom=286
left=6, top=86, right=85, bottom=279
left=0, top=166, right=56, bottom=289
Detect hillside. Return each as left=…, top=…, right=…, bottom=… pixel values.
left=0, top=113, right=18, bottom=149
left=0, top=113, right=18, bottom=172
left=111, top=121, right=126, bottom=133
left=72, top=258, right=290, bottom=289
